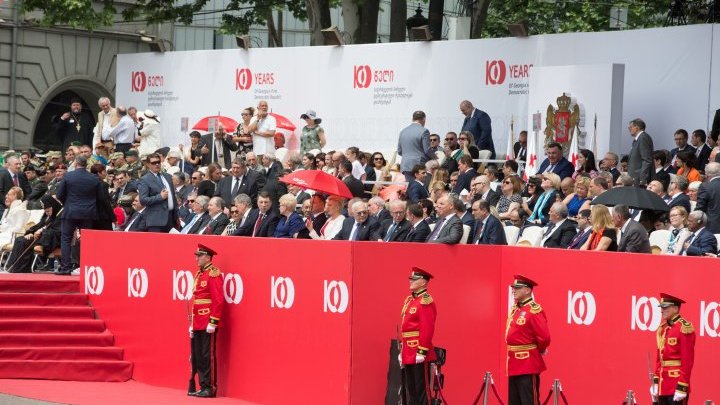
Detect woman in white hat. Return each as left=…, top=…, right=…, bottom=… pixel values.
left=138, top=109, right=162, bottom=156
left=299, top=110, right=326, bottom=156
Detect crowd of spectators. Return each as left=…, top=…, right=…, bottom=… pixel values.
left=2, top=98, right=720, bottom=273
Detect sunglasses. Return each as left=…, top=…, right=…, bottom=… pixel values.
left=149, top=161, right=161, bottom=165
left=430, top=138, right=440, bottom=142
left=503, top=180, right=512, bottom=184
left=374, top=158, right=384, bottom=161
left=231, top=210, right=239, bottom=214
left=192, top=177, right=200, bottom=180
left=188, top=199, right=196, bottom=203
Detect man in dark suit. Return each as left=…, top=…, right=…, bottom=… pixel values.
left=203, top=197, right=230, bottom=235
left=696, top=162, right=720, bottom=233
left=691, top=129, right=712, bottom=172
left=440, top=132, right=460, bottom=175
left=613, top=204, right=651, bottom=253
left=426, top=195, right=463, bottom=244
left=681, top=210, right=717, bottom=256
left=173, top=172, right=191, bottom=205
left=122, top=195, right=148, bottom=232
left=406, top=165, right=430, bottom=203
left=452, top=155, right=477, bottom=194
left=471, top=175, right=500, bottom=207
left=650, top=150, right=671, bottom=193
left=600, top=152, right=621, bottom=183
left=138, top=153, right=178, bottom=232
left=55, top=156, right=103, bottom=275
left=333, top=200, right=381, bottom=241
left=233, top=191, right=279, bottom=237
left=536, top=142, right=574, bottom=180
left=0, top=155, right=32, bottom=215
left=379, top=201, right=411, bottom=242
left=540, top=202, right=577, bottom=248
left=404, top=203, right=431, bottom=242
left=368, top=196, right=391, bottom=224
left=460, top=100, right=495, bottom=159
left=179, top=195, right=211, bottom=234
left=199, top=125, right=239, bottom=168
left=513, top=131, right=528, bottom=162
left=567, top=209, right=592, bottom=249
left=667, top=175, right=692, bottom=214
left=670, top=129, right=695, bottom=167
left=215, top=159, right=261, bottom=207
left=111, top=170, right=137, bottom=206
left=260, top=151, right=283, bottom=182
left=469, top=200, right=506, bottom=245
left=339, top=161, right=364, bottom=198
left=627, top=118, right=654, bottom=186
left=397, top=110, right=435, bottom=182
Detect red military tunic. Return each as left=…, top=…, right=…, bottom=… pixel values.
left=191, top=263, right=224, bottom=331
left=400, top=288, right=437, bottom=365
left=653, top=314, right=695, bottom=396
left=505, top=297, right=551, bottom=376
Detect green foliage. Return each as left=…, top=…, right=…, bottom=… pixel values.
left=21, top=0, right=117, bottom=30
left=481, top=0, right=711, bottom=38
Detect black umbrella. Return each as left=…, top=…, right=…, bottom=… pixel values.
left=590, top=186, right=670, bottom=212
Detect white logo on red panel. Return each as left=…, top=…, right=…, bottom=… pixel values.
left=631, top=296, right=661, bottom=331
left=700, top=301, right=720, bottom=338
left=567, top=290, right=596, bottom=325
left=223, top=273, right=244, bottom=305
left=128, top=268, right=149, bottom=298
left=271, top=276, right=295, bottom=309
left=85, top=266, right=104, bottom=295
left=172, top=270, right=194, bottom=301
left=323, top=280, right=349, bottom=313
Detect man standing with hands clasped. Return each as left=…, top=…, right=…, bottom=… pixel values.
left=399, top=267, right=437, bottom=405
left=650, top=293, right=695, bottom=405
left=506, top=275, right=550, bottom=405
left=188, top=244, right=224, bottom=398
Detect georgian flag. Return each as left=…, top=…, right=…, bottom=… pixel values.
left=523, top=128, right=539, bottom=180
left=505, top=116, right=515, bottom=160
left=568, top=131, right=580, bottom=170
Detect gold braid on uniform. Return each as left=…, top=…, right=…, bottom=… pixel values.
left=679, top=317, right=694, bottom=334
left=529, top=301, right=542, bottom=314
left=421, top=292, right=433, bottom=305
left=209, top=266, right=221, bottom=277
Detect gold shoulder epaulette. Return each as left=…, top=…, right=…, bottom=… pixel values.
left=680, top=318, right=694, bottom=334
left=209, top=266, right=221, bottom=277
left=421, top=292, right=433, bottom=305
left=529, top=301, right=543, bottom=314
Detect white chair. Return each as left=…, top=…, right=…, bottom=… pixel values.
left=504, top=225, right=520, bottom=245
left=517, top=226, right=543, bottom=247
left=461, top=224, right=470, bottom=244
left=28, top=210, right=44, bottom=226
left=649, top=230, right=671, bottom=254
left=715, top=234, right=720, bottom=250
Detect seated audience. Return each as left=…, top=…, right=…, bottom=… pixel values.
left=580, top=204, right=617, bottom=252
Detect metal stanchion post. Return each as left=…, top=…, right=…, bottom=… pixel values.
left=482, top=371, right=491, bottom=405
left=704, top=401, right=714, bottom=405
left=552, top=379, right=560, bottom=405
left=624, top=390, right=635, bottom=405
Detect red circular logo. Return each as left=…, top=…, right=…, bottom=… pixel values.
left=485, top=60, right=506, bottom=86
left=235, top=68, right=253, bottom=90
left=131, top=71, right=147, bottom=92
left=354, top=65, right=372, bottom=89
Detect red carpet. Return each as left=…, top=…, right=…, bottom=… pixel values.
left=0, top=273, right=132, bottom=382
left=0, top=379, right=259, bottom=404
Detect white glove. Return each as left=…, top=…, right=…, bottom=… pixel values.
left=189, top=326, right=193, bottom=338
left=649, top=384, right=658, bottom=401
left=415, top=354, right=425, bottom=364
left=673, top=390, right=687, bottom=402
left=206, top=324, right=216, bottom=334
left=398, top=354, right=403, bottom=368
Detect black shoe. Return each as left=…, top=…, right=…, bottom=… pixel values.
left=187, top=391, right=197, bottom=397
left=194, top=389, right=215, bottom=398
left=54, top=270, right=72, bottom=276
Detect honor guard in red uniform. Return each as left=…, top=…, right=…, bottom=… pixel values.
left=506, top=274, right=550, bottom=405
left=188, top=244, right=224, bottom=398
left=399, top=267, right=437, bottom=405
left=650, top=293, right=695, bottom=405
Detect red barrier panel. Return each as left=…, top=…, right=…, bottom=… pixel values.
left=81, top=231, right=720, bottom=404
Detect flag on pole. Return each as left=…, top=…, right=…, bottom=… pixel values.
left=592, top=113, right=598, bottom=158
left=524, top=116, right=541, bottom=180
left=568, top=130, right=580, bottom=170
left=505, top=115, right=515, bottom=160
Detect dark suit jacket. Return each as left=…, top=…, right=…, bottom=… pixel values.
left=441, top=153, right=459, bottom=175
left=376, top=208, right=392, bottom=224
left=404, top=220, right=431, bottom=242
left=56, top=168, right=102, bottom=220
left=541, top=219, right=577, bottom=248
left=537, top=158, right=574, bottom=180
left=461, top=108, right=495, bottom=158
left=470, top=215, right=507, bottom=245
left=380, top=218, right=411, bottom=242
left=137, top=171, right=178, bottom=228
left=628, top=132, right=654, bottom=186
left=343, top=175, right=365, bottom=198
left=513, top=142, right=527, bottom=162
left=0, top=169, right=32, bottom=208
left=459, top=211, right=474, bottom=227
left=695, top=144, right=712, bottom=172
left=452, top=168, right=477, bottom=194
left=608, top=167, right=621, bottom=183
left=204, top=213, right=230, bottom=235
left=684, top=228, right=718, bottom=256
left=567, top=227, right=592, bottom=249
left=27, top=180, right=49, bottom=203
left=670, top=145, right=696, bottom=160
left=697, top=178, right=720, bottom=233
left=123, top=211, right=148, bottom=232
left=233, top=209, right=280, bottom=237
left=188, top=212, right=211, bottom=234
left=480, top=188, right=501, bottom=207
left=333, top=217, right=381, bottom=241
left=650, top=169, right=670, bottom=193
left=427, top=215, right=463, bottom=244
left=111, top=181, right=138, bottom=206
left=668, top=193, right=691, bottom=214
left=215, top=170, right=261, bottom=206
left=406, top=180, right=429, bottom=203
left=175, top=185, right=191, bottom=205
left=618, top=219, right=651, bottom=253
left=200, top=134, right=239, bottom=167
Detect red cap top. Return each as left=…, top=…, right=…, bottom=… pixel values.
left=409, top=267, right=433, bottom=280
left=659, top=293, right=685, bottom=307
left=195, top=244, right=217, bottom=257
left=511, top=274, right=538, bottom=289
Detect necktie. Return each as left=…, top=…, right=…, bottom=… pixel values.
left=349, top=222, right=360, bottom=241
left=157, top=174, right=173, bottom=210
left=427, top=217, right=446, bottom=241
left=181, top=215, right=199, bottom=234
left=320, top=220, right=330, bottom=237
left=681, top=233, right=695, bottom=256
left=672, top=229, right=680, bottom=237
left=253, top=213, right=266, bottom=237
left=543, top=223, right=556, bottom=237
left=405, top=227, right=415, bottom=241
left=569, top=230, right=584, bottom=248
left=125, top=213, right=139, bottom=232
left=474, top=221, right=485, bottom=244
left=12, top=175, right=18, bottom=187
left=545, top=164, right=554, bottom=173
left=384, top=223, right=397, bottom=242
left=232, top=177, right=241, bottom=196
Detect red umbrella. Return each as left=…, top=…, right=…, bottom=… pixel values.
left=192, top=115, right=238, bottom=132
left=269, top=112, right=296, bottom=131
left=279, top=170, right=353, bottom=200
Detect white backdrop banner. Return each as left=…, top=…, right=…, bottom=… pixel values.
left=117, top=24, right=718, bottom=160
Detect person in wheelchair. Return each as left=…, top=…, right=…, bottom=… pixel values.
left=6, top=195, right=62, bottom=273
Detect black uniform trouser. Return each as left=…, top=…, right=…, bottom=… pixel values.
left=508, top=374, right=540, bottom=405
left=190, top=330, right=217, bottom=392
left=657, top=395, right=689, bottom=405
left=61, top=219, right=91, bottom=272
left=402, top=362, right=431, bottom=405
